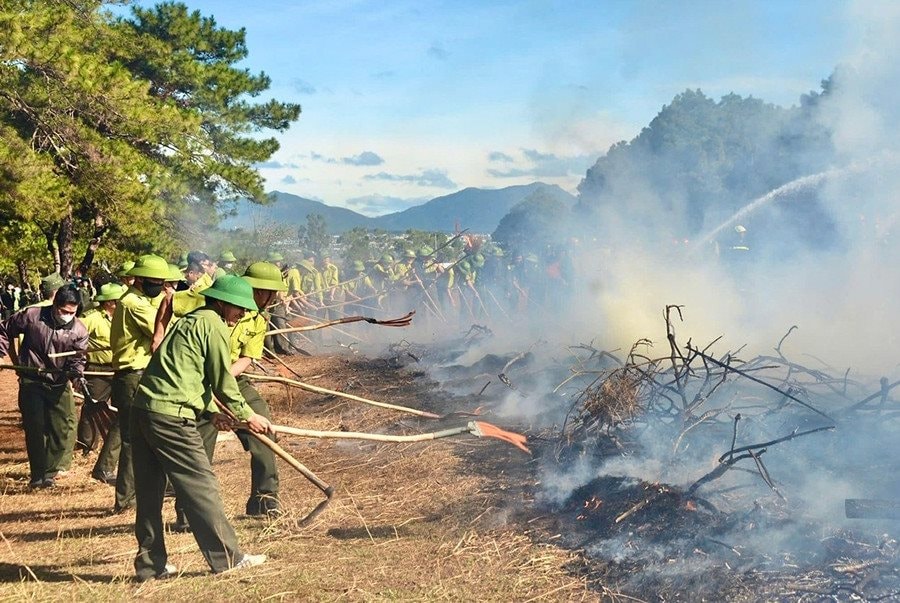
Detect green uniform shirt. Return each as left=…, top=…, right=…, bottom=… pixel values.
left=300, top=270, right=324, bottom=303
left=229, top=311, right=267, bottom=363
left=284, top=268, right=302, bottom=296
left=81, top=308, right=113, bottom=365
left=110, top=286, right=160, bottom=371
left=344, top=273, right=375, bottom=296
left=173, top=272, right=213, bottom=317
left=133, top=308, right=252, bottom=421
left=322, top=264, right=340, bottom=288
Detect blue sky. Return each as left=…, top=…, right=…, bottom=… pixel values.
left=130, top=0, right=854, bottom=215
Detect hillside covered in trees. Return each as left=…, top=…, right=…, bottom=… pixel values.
left=572, top=84, right=836, bottom=244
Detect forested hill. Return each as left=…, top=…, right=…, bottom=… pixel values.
left=223, top=183, right=575, bottom=234
left=574, top=85, right=835, bottom=237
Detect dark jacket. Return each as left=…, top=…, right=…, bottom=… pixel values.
left=0, top=306, right=88, bottom=386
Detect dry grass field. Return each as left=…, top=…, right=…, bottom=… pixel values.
left=0, top=354, right=595, bottom=601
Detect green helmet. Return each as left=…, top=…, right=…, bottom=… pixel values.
left=352, top=260, right=366, bottom=272
left=166, top=264, right=185, bottom=282
left=127, top=255, right=171, bottom=280
left=403, top=249, right=416, bottom=259
left=116, top=261, right=136, bottom=277
left=94, top=282, right=126, bottom=302
left=243, top=262, right=288, bottom=292
left=491, top=246, right=505, bottom=257
left=417, top=246, right=434, bottom=258
left=458, top=260, right=472, bottom=273
left=297, top=259, right=315, bottom=273
left=266, top=251, right=284, bottom=262
left=380, top=253, right=394, bottom=264
left=200, top=275, right=258, bottom=311
left=472, top=253, right=485, bottom=268
left=219, top=251, right=237, bottom=263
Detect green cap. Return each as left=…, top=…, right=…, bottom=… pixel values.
left=127, top=255, right=171, bottom=280
left=166, top=264, right=184, bottom=282
left=200, top=275, right=258, bottom=311
left=403, top=249, right=416, bottom=259
left=219, top=251, right=237, bottom=263
left=417, top=246, right=434, bottom=258
left=116, top=261, right=136, bottom=277
left=243, top=262, right=288, bottom=292
left=40, top=273, right=66, bottom=295
left=352, top=260, right=366, bottom=272
left=266, top=251, right=284, bottom=262
left=94, top=282, right=126, bottom=302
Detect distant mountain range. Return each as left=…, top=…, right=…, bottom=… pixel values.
left=220, top=183, right=576, bottom=234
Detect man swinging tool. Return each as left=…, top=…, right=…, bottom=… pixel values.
left=130, top=275, right=271, bottom=580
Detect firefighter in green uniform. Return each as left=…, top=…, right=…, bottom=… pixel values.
left=344, top=260, right=376, bottom=315
left=110, top=254, right=167, bottom=513
left=76, top=282, right=126, bottom=484
left=130, top=275, right=269, bottom=580
left=228, top=262, right=286, bottom=515
left=264, top=252, right=292, bottom=354
left=218, top=251, right=238, bottom=275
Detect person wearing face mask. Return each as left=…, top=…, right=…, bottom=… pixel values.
left=218, top=251, right=237, bottom=275
left=0, top=286, right=88, bottom=488
left=130, top=274, right=271, bottom=580
left=109, top=254, right=169, bottom=513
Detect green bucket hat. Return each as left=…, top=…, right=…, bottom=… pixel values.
left=352, top=260, right=366, bottom=272
left=94, top=282, right=126, bottom=302
left=219, top=251, right=237, bottom=263
left=127, top=254, right=171, bottom=280
left=243, top=262, right=288, bottom=292
left=200, top=274, right=258, bottom=311
left=116, top=261, right=136, bottom=277
left=40, top=272, right=67, bottom=295
left=266, top=251, right=284, bottom=262
left=166, top=264, right=185, bottom=282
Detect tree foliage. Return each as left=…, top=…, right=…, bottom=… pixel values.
left=492, top=189, right=570, bottom=254
left=575, top=86, right=834, bottom=236
left=0, top=0, right=300, bottom=282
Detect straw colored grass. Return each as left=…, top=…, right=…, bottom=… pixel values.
left=0, top=356, right=591, bottom=601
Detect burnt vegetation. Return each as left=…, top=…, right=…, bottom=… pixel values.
left=512, top=306, right=900, bottom=600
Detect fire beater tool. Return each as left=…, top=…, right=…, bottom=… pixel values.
left=239, top=420, right=530, bottom=453
left=214, top=398, right=333, bottom=526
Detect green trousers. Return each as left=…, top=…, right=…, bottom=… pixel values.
left=111, top=370, right=142, bottom=511
left=131, top=407, right=245, bottom=579
left=77, top=365, right=121, bottom=477
left=18, top=378, right=76, bottom=483
left=193, top=378, right=279, bottom=513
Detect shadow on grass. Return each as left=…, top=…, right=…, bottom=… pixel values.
left=327, top=525, right=411, bottom=540
left=0, top=507, right=112, bottom=524
left=10, top=523, right=133, bottom=543
left=0, top=562, right=208, bottom=583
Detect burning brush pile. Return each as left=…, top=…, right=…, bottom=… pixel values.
left=538, top=306, right=900, bottom=600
